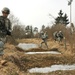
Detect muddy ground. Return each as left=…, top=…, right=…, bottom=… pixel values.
left=0, top=38, right=75, bottom=75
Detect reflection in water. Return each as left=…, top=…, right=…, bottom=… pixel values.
left=25, top=51, right=61, bottom=54
left=28, top=64, right=75, bottom=73
left=17, top=43, right=38, bottom=50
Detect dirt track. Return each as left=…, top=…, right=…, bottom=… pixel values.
left=0, top=38, right=75, bottom=75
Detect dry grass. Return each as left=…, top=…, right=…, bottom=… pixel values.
left=0, top=38, right=75, bottom=75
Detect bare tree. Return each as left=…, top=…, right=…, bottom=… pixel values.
left=8, top=14, right=25, bottom=38
left=12, top=25, right=25, bottom=39
left=9, top=14, right=21, bottom=27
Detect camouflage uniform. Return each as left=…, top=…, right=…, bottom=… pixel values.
left=40, top=31, right=48, bottom=49
left=58, top=31, right=63, bottom=42
left=0, top=7, right=11, bottom=55
left=53, top=31, right=58, bottom=41
left=53, top=31, right=63, bottom=42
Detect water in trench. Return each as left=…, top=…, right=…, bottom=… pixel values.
left=25, top=51, right=61, bottom=54
left=28, top=64, right=75, bottom=73
left=17, top=43, right=61, bottom=54
left=17, top=43, right=38, bottom=50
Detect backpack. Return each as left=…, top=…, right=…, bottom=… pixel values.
left=0, top=16, right=6, bottom=32
left=58, top=32, right=63, bottom=38
left=53, top=32, right=58, bottom=38
left=0, top=16, right=11, bottom=35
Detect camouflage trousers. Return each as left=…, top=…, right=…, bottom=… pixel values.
left=40, top=39, right=48, bottom=49
left=0, top=31, right=7, bottom=56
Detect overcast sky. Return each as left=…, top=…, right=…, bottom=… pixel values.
left=0, top=0, right=75, bottom=29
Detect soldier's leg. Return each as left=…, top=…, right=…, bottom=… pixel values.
left=0, top=33, right=7, bottom=57
left=57, top=37, right=60, bottom=43
left=54, top=37, right=58, bottom=43
left=44, top=40, right=48, bottom=49
left=0, top=40, right=4, bottom=56
left=40, top=40, right=44, bottom=48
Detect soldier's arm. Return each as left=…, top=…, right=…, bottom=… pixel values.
left=8, top=19, right=12, bottom=30
left=6, top=19, right=12, bottom=35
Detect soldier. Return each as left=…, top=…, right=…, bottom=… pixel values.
left=0, top=7, right=11, bottom=55
left=40, top=31, right=48, bottom=49
left=53, top=31, right=58, bottom=41
left=57, top=31, right=63, bottom=42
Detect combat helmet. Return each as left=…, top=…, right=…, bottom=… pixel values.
left=2, top=7, right=10, bottom=14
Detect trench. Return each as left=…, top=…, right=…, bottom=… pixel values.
left=17, top=43, right=75, bottom=73
left=28, top=64, right=75, bottom=73
left=25, top=51, right=61, bottom=54
left=17, top=43, right=61, bottom=54
left=17, top=43, right=38, bottom=50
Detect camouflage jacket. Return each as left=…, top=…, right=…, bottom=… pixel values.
left=41, top=33, right=48, bottom=40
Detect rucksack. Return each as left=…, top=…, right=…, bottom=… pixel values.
left=58, top=32, right=63, bottom=38
left=0, top=16, right=7, bottom=32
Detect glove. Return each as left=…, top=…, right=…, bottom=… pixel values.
left=6, top=30, right=11, bottom=36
